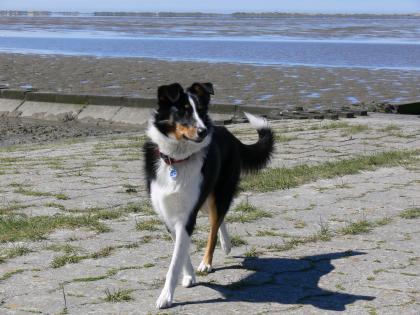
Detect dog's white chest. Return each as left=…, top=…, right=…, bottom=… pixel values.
left=150, top=154, right=204, bottom=229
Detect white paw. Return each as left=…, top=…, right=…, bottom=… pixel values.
left=221, top=240, right=232, bottom=255
left=197, top=261, right=213, bottom=273
left=182, top=274, right=196, bottom=287
left=156, top=288, right=172, bottom=309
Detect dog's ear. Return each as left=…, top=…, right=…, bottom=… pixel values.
left=157, top=83, right=183, bottom=104
left=189, top=82, right=214, bottom=97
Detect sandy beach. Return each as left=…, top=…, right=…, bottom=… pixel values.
left=1, top=53, right=419, bottom=110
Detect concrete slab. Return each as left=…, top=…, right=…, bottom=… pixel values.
left=0, top=98, right=22, bottom=117
left=111, top=106, right=153, bottom=126
left=18, top=101, right=84, bottom=121
left=76, top=105, right=121, bottom=124
left=210, top=112, right=233, bottom=124
left=1, top=114, right=420, bottom=314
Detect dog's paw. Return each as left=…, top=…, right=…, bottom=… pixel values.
left=197, top=261, right=213, bottom=273
left=182, top=274, right=196, bottom=288
left=156, top=288, right=172, bottom=309
left=220, top=238, right=232, bottom=255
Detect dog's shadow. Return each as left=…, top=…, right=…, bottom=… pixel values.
left=180, top=251, right=374, bottom=311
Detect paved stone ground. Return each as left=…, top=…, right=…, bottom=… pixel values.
left=0, top=113, right=419, bottom=314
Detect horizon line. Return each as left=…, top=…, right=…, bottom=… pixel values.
left=1, top=10, right=419, bottom=15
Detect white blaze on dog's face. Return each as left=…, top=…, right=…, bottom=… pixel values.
left=152, top=82, right=214, bottom=143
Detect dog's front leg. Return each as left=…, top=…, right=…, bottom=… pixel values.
left=156, top=224, right=191, bottom=309
left=182, top=254, right=196, bottom=288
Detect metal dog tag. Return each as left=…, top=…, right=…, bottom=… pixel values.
left=169, top=167, right=177, bottom=179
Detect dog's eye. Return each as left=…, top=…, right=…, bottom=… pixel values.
left=185, top=104, right=190, bottom=108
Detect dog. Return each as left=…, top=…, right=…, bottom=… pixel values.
left=143, top=82, right=274, bottom=309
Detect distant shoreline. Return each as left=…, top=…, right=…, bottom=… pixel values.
left=1, top=10, right=419, bottom=18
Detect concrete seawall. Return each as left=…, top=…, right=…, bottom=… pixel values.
left=1, top=89, right=418, bottom=126
left=0, top=89, right=274, bottom=127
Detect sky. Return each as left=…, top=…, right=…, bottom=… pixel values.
left=0, top=0, right=419, bottom=14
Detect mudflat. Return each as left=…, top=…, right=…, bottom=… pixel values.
left=0, top=116, right=136, bottom=147
left=1, top=53, right=419, bottom=110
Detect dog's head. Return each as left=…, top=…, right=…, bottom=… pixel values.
left=153, top=82, right=214, bottom=143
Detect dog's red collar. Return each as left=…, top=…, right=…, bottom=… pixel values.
left=155, top=149, right=191, bottom=165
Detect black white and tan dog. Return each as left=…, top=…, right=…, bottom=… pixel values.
left=143, top=82, right=274, bottom=308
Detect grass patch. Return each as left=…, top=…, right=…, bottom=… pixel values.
left=51, top=254, right=85, bottom=268
left=340, top=124, right=370, bottom=136
left=122, top=201, right=155, bottom=215
left=243, top=246, right=260, bottom=258
left=375, top=217, right=392, bottom=226
left=123, top=184, right=138, bottom=193
left=55, top=193, right=70, bottom=200
left=367, top=306, right=378, bottom=315
left=0, top=156, right=25, bottom=164
left=9, top=182, right=29, bottom=188
left=0, top=268, right=26, bottom=281
left=400, top=207, right=420, bottom=219
left=317, top=121, right=352, bottom=130
left=90, top=209, right=123, bottom=220
left=0, top=202, right=160, bottom=243
left=0, top=202, right=30, bottom=215
left=274, top=134, right=298, bottom=142
left=64, top=206, right=138, bottom=221
left=0, top=213, right=110, bottom=243
left=324, top=148, right=341, bottom=154
left=225, top=202, right=272, bottom=223
left=0, top=246, right=32, bottom=263
left=267, top=224, right=332, bottom=252
left=256, top=229, right=282, bottom=237
left=73, top=275, right=108, bottom=282
left=230, top=235, right=248, bottom=247
left=14, top=187, right=70, bottom=200
left=42, top=157, right=65, bottom=170
left=387, top=131, right=416, bottom=139
left=266, top=215, right=391, bottom=253
left=340, top=220, right=373, bottom=235
left=308, top=121, right=369, bottom=135
left=104, top=288, right=134, bottom=302
left=339, top=217, right=391, bottom=235
left=240, top=150, right=419, bottom=192
left=136, top=218, right=161, bottom=231
left=51, top=246, right=115, bottom=268
left=14, top=187, right=51, bottom=197
left=45, top=243, right=79, bottom=254
left=294, top=220, right=307, bottom=229
left=193, top=238, right=207, bottom=251
left=44, top=202, right=66, bottom=211
left=140, top=235, right=153, bottom=244
left=335, top=284, right=345, bottom=291
left=71, top=266, right=146, bottom=282
left=90, top=246, right=114, bottom=259
left=380, top=124, right=401, bottom=132
left=106, top=266, right=143, bottom=276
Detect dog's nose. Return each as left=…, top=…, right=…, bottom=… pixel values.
left=197, top=127, right=208, bottom=138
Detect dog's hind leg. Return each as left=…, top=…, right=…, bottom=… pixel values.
left=198, top=195, right=220, bottom=272
left=156, top=224, right=190, bottom=309
left=218, top=221, right=231, bottom=255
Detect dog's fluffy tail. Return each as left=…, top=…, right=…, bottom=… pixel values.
left=239, top=112, right=274, bottom=173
